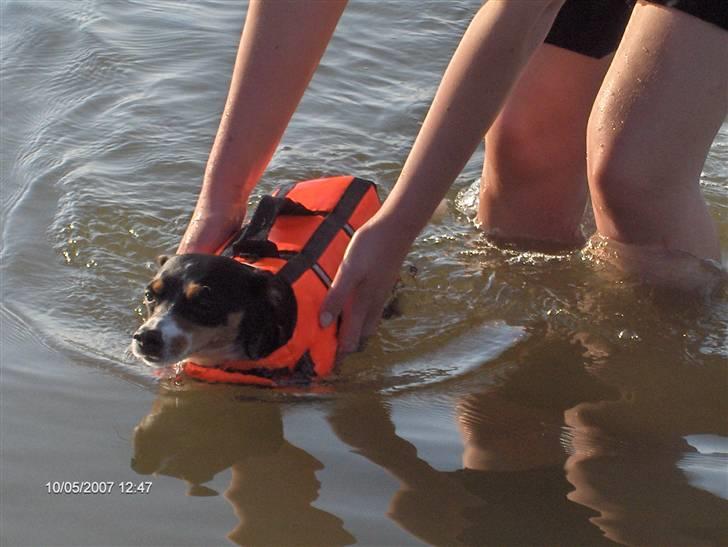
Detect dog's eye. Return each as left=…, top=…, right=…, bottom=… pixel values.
left=194, top=293, right=214, bottom=309
left=187, top=285, right=212, bottom=302
left=144, top=289, right=156, bottom=303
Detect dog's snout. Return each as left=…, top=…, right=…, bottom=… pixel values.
left=133, top=328, right=163, bottom=356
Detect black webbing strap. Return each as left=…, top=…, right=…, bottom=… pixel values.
left=276, top=177, right=372, bottom=285
left=293, top=351, right=317, bottom=379
left=226, top=350, right=317, bottom=385
left=229, top=195, right=322, bottom=259
left=218, top=182, right=298, bottom=258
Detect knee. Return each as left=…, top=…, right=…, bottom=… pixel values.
left=487, top=110, right=537, bottom=169
left=486, top=106, right=585, bottom=186
left=587, top=142, right=660, bottom=222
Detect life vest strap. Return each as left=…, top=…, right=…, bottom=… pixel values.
left=225, top=177, right=374, bottom=286
left=230, top=238, right=280, bottom=260
left=185, top=349, right=318, bottom=386
left=227, top=195, right=326, bottom=261
left=276, top=177, right=372, bottom=285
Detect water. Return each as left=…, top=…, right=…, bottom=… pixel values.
left=2, top=1, right=727, bottom=545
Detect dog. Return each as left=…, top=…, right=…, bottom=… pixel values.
left=132, top=253, right=296, bottom=368
left=132, top=176, right=382, bottom=386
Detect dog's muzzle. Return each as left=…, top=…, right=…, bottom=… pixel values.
left=133, top=327, right=164, bottom=362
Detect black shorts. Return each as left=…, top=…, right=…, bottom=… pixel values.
left=647, top=0, right=728, bottom=31
left=545, top=0, right=632, bottom=59
left=545, top=0, right=727, bottom=60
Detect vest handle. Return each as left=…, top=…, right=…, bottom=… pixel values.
left=228, top=196, right=324, bottom=260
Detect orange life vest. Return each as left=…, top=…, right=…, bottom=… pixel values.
left=183, top=176, right=381, bottom=387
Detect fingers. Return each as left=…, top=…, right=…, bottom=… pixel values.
left=320, top=261, right=356, bottom=329
left=320, top=260, right=388, bottom=355
left=362, top=306, right=384, bottom=340
left=338, top=297, right=368, bottom=354
left=319, top=224, right=405, bottom=356
left=327, top=290, right=392, bottom=357
left=320, top=261, right=365, bottom=354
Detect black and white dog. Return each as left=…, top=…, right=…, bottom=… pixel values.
left=131, top=254, right=296, bottom=367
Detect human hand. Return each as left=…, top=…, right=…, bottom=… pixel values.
left=177, top=209, right=246, bottom=255
left=320, top=217, right=412, bottom=354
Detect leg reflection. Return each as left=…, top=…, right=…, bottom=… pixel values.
left=328, top=368, right=615, bottom=547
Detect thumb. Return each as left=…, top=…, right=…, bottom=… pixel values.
left=320, top=263, right=356, bottom=328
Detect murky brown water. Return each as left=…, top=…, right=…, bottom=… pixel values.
left=2, top=1, right=727, bottom=545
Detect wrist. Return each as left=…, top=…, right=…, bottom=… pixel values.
left=177, top=210, right=246, bottom=255
left=360, top=209, right=420, bottom=259
left=374, top=201, right=427, bottom=246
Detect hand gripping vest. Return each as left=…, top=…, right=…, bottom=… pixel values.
left=183, top=176, right=381, bottom=387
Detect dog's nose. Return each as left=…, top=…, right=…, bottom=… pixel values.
left=133, top=328, right=163, bottom=355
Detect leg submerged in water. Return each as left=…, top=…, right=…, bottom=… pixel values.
left=586, top=0, right=727, bottom=291
left=479, top=44, right=610, bottom=249
left=479, top=0, right=632, bottom=250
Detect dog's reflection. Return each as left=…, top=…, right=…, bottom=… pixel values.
left=132, top=388, right=354, bottom=546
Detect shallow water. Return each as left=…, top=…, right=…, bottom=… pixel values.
left=2, top=1, right=727, bottom=545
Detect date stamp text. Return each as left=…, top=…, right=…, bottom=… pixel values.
left=45, top=481, right=152, bottom=495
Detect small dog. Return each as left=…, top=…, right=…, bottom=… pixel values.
left=132, top=254, right=296, bottom=367
left=132, top=176, right=382, bottom=385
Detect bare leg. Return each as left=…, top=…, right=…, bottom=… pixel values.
left=479, top=44, right=612, bottom=249
left=587, top=2, right=727, bottom=267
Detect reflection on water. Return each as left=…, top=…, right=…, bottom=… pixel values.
left=133, top=389, right=355, bottom=546
left=133, top=298, right=728, bottom=545
left=2, top=0, right=727, bottom=545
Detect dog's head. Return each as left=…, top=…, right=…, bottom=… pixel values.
left=132, top=254, right=296, bottom=367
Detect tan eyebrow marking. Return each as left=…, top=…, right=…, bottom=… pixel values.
left=184, top=282, right=203, bottom=300
left=150, top=278, right=164, bottom=295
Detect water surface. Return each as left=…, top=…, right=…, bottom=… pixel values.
left=2, top=1, right=727, bottom=545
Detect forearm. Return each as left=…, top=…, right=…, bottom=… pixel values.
left=378, top=0, right=565, bottom=243
left=179, top=0, right=347, bottom=253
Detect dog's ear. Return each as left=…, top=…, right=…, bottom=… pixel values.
left=156, top=254, right=170, bottom=267
left=265, top=276, right=297, bottom=346
left=239, top=275, right=296, bottom=360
